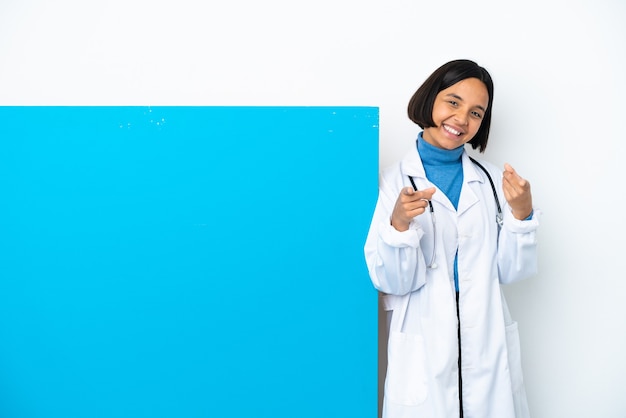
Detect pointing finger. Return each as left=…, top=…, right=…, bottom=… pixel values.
left=419, top=187, right=436, bottom=201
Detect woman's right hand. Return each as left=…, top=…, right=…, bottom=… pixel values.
left=390, top=187, right=436, bottom=232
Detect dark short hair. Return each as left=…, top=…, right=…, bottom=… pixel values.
left=407, top=59, right=494, bottom=153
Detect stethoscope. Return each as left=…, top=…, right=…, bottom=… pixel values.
left=408, top=156, right=503, bottom=269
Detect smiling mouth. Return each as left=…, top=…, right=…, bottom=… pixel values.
left=443, top=124, right=462, bottom=136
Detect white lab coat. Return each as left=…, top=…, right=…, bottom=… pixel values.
left=364, top=145, right=539, bottom=418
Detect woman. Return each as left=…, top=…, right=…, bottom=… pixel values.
left=364, top=59, right=540, bottom=418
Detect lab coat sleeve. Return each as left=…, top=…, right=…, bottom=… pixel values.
left=497, top=207, right=541, bottom=284
left=364, top=172, right=429, bottom=295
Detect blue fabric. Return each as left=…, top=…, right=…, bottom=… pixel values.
left=417, top=133, right=464, bottom=209
left=417, top=133, right=464, bottom=291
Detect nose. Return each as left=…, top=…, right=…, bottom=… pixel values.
left=453, top=110, right=469, bottom=126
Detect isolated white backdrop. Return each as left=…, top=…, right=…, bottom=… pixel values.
left=1, top=1, right=625, bottom=417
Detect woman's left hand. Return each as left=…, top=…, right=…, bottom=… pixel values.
left=503, top=163, right=533, bottom=220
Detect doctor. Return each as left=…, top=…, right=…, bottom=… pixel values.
left=364, top=59, right=540, bottom=418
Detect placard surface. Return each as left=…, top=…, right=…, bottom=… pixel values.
left=0, top=106, right=379, bottom=418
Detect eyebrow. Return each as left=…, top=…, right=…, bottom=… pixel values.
left=445, top=93, right=487, bottom=113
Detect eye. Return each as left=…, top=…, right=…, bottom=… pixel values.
left=448, top=100, right=458, bottom=107
left=471, top=111, right=483, bottom=119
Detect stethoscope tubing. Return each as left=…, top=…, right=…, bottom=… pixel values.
left=407, top=158, right=503, bottom=269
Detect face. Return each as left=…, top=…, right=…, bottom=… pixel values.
left=422, top=77, right=489, bottom=150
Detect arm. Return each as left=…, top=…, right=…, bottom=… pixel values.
left=364, top=171, right=435, bottom=295
left=497, top=208, right=540, bottom=283
left=497, top=163, right=540, bottom=283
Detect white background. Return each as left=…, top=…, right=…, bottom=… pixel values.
left=1, top=1, right=625, bottom=417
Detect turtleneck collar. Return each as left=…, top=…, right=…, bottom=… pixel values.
left=417, top=132, right=464, bottom=165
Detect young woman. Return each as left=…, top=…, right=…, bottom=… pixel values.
left=364, top=59, right=539, bottom=418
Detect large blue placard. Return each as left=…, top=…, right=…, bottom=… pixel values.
left=0, top=106, right=379, bottom=418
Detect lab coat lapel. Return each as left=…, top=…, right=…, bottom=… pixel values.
left=401, top=147, right=456, bottom=212
left=457, top=153, right=483, bottom=217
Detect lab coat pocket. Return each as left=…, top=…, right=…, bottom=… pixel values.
left=385, top=330, right=428, bottom=406
left=505, top=321, right=524, bottom=393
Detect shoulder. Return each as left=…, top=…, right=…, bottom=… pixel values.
left=381, top=145, right=424, bottom=179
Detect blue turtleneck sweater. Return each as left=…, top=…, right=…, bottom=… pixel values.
left=417, top=133, right=464, bottom=209
left=417, top=133, right=464, bottom=291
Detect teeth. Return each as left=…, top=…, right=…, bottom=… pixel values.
left=444, top=125, right=461, bottom=136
